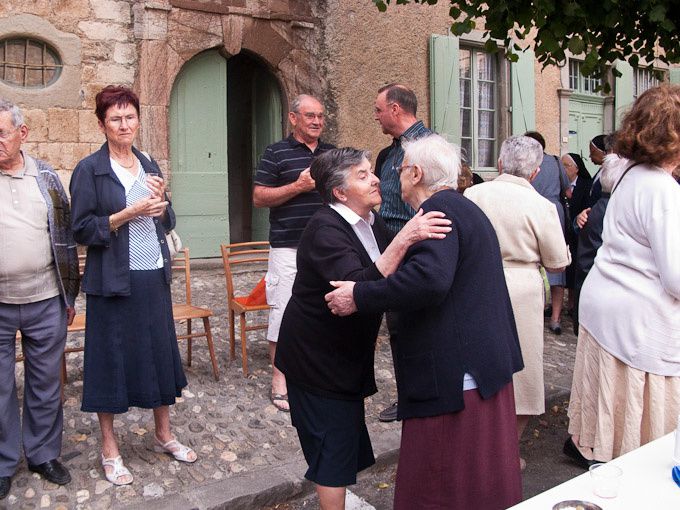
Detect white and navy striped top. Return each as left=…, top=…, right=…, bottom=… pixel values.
left=110, top=158, right=163, bottom=270
left=253, top=134, right=335, bottom=248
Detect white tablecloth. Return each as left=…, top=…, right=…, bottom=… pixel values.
left=508, top=432, right=680, bottom=509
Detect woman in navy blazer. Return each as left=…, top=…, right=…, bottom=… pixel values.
left=326, top=134, right=524, bottom=510
left=275, top=147, right=450, bottom=510
left=70, top=86, right=194, bottom=486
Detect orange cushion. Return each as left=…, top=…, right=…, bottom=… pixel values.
left=235, top=277, right=267, bottom=306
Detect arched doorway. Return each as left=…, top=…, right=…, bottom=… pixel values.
left=169, top=49, right=283, bottom=257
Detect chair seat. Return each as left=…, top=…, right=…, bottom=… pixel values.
left=172, top=303, right=213, bottom=320
left=231, top=299, right=270, bottom=314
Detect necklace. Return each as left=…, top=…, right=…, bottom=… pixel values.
left=115, top=156, right=137, bottom=169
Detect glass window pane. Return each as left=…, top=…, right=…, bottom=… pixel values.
left=478, top=110, right=495, bottom=138
left=477, top=52, right=496, bottom=81
left=478, top=81, right=495, bottom=109
left=459, top=49, right=471, bottom=79
left=460, top=78, right=471, bottom=107
left=461, top=138, right=473, bottom=166
left=461, top=107, right=471, bottom=137
left=478, top=139, right=495, bottom=167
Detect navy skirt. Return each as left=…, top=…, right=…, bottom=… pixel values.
left=81, top=269, right=187, bottom=413
left=288, top=381, right=375, bottom=487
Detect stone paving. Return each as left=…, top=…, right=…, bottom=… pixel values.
left=6, top=264, right=577, bottom=510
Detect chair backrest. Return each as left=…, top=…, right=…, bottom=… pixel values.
left=220, top=242, right=270, bottom=303
left=171, top=247, right=192, bottom=305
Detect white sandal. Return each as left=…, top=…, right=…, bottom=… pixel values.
left=153, top=435, right=197, bottom=463
left=101, top=454, right=133, bottom=485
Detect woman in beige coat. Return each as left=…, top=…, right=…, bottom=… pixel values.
left=465, top=135, right=571, bottom=467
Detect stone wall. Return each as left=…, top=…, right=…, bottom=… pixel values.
left=0, top=1, right=136, bottom=185
left=0, top=0, right=327, bottom=185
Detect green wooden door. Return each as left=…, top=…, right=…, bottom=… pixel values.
left=568, top=95, right=604, bottom=176
left=250, top=68, right=282, bottom=242
left=169, top=50, right=228, bottom=258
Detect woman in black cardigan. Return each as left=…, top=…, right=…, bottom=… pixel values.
left=326, top=134, right=524, bottom=510
left=275, top=147, right=450, bottom=510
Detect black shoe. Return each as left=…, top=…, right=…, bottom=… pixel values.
left=563, top=437, right=600, bottom=470
left=378, top=401, right=398, bottom=422
left=0, top=476, right=10, bottom=499
left=548, top=321, right=562, bottom=335
left=28, top=459, right=71, bottom=485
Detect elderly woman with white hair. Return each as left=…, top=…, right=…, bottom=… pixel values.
left=326, top=134, right=524, bottom=510
left=464, top=136, right=571, bottom=468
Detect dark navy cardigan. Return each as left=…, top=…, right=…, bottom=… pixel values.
left=70, top=143, right=176, bottom=296
left=354, top=189, right=523, bottom=420
left=275, top=206, right=391, bottom=401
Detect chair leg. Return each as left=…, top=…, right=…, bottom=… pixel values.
left=61, top=353, right=68, bottom=383
left=228, top=308, right=236, bottom=361
left=186, top=319, right=193, bottom=367
left=240, top=313, right=248, bottom=377
left=203, top=317, right=219, bottom=381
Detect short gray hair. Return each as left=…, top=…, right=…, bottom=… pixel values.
left=290, top=94, right=321, bottom=113
left=498, top=135, right=543, bottom=179
left=599, top=154, right=628, bottom=193
left=402, top=134, right=460, bottom=191
left=0, top=98, right=24, bottom=127
left=310, top=147, right=370, bottom=204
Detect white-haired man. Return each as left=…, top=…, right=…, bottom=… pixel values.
left=465, top=135, right=570, bottom=469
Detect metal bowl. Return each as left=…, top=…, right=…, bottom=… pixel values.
left=553, top=501, right=603, bottom=510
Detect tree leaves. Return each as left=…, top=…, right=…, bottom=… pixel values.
left=373, top=0, right=680, bottom=82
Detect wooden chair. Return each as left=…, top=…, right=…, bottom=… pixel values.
left=172, top=247, right=220, bottom=380
left=220, top=242, right=270, bottom=376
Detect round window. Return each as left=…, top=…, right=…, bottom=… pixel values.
left=0, top=37, right=62, bottom=88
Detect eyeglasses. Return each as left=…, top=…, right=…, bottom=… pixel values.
left=397, top=164, right=415, bottom=175
left=105, top=114, right=139, bottom=127
left=0, top=127, right=19, bottom=141
left=296, top=112, right=325, bottom=121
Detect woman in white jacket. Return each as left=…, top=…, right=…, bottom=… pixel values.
left=564, top=84, right=680, bottom=468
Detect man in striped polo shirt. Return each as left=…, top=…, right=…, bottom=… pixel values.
left=373, top=84, right=432, bottom=422
left=253, top=94, right=334, bottom=412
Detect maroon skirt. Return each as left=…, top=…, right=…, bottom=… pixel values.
left=394, top=383, right=522, bottom=510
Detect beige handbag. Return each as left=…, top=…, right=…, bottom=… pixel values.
left=166, top=229, right=183, bottom=258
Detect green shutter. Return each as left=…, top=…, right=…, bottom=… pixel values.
left=510, top=48, right=536, bottom=135
left=614, top=60, right=634, bottom=129
left=429, top=34, right=460, bottom=144
left=670, top=67, right=680, bottom=84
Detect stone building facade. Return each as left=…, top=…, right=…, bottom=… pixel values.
left=2, top=0, right=677, bottom=255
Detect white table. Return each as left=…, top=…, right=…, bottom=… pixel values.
left=508, top=432, right=680, bottom=509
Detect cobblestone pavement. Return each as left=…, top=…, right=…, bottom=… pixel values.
left=6, top=264, right=577, bottom=510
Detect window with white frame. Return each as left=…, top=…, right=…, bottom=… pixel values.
left=569, top=60, right=602, bottom=95
left=634, top=67, right=662, bottom=98
left=459, top=47, right=498, bottom=169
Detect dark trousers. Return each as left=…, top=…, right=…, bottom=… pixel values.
left=0, top=296, right=66, bottom=476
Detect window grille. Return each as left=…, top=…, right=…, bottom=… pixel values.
left=0, top=38, right=62, bottom=88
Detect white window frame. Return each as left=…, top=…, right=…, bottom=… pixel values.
left=459, top=45, right=506, bottom=171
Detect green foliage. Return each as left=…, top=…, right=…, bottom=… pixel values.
left=372, top=0, right=680, bottom=84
